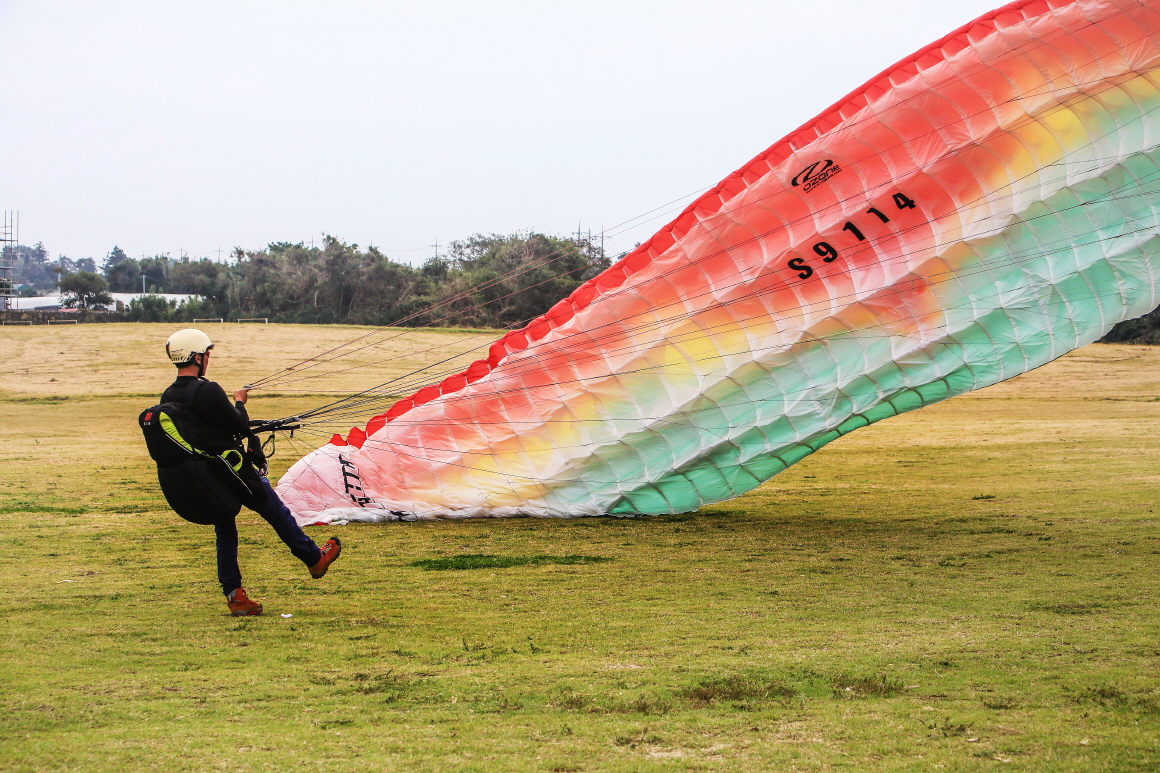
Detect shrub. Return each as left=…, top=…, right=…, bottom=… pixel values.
left=125, top=294, right=177, bottom=322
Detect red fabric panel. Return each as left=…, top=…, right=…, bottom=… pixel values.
left=505, top=332, right=528, bottom=352
left=366, top=415, right=387, bottom=437
left=623, top=251, right=651, bottom=273
left=649, top=230, right=676, bottom=253
left=596, top=268, right=626, bottom=290
left=572, top=283, right=598, bottom=310
left=413, top=386, right=440, bottom=406
left=546, top=299, right=575, bottom=325
left=487, top=343, right=506, bottom=366
left=385, top=398, right=413, bottom=421
left=466, top=360, right=491, bottom=383
left=441, top=373, right=468, bottom=394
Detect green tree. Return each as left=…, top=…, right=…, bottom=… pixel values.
left=1101, top=305, right=1160, bottom=345
left=58, top=271, right=113, bottom=310
left=77, top=232, right=609, bottom=327
left=439, top=232, right=610, bottom=327
left=9, top=242, right=58, bottom=291
left=104, top=246, right=129, bottom=269
left=104, top=257, right=141, bottom=292
left=54, top=256, right=78, bottom=275
left=139, top=256, right=169, bottom=292
left=168, top=256, right=227, bottom=299
left=124, top=294, right=177, bottom=322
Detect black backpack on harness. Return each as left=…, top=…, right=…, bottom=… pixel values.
left=139, top=379, right=255, bottom=525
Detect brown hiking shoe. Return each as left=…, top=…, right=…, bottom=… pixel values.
left=227, top=587, right=263, bottom=617
left=309, top=537, right=342, bottom=579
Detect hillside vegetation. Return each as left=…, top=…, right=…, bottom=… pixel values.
left=7, top=233, right=611, bottom=329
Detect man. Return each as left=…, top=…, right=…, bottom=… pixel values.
left=159, top=328, right=341, bottom=616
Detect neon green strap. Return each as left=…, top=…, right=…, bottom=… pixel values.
left=220, top=449, right=245, bottom=472
left=159, top=412, right=196, bottom=454
left=159, top=411, right=246, bottom=471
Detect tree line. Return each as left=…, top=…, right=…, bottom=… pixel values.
left=9, top=235, right=1160, bottom=342
left=7, top=242, right=97, bottom=295
left=7, top=233, right=612, bottom=328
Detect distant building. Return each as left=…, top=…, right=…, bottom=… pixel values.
left=11, top=291, right=198, bottom=311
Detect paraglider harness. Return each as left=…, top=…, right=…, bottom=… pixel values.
left=139, top=379, right=268, bottom=497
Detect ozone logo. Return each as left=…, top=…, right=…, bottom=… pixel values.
left=791, top=159, right=843, bottom=193
left=337, top=454, right=384, bottom=509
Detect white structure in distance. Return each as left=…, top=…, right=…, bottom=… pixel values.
left=11, top=291, right=198, bottom=311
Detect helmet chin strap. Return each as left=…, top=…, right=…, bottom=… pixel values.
left=196, top=353, right=207, bottom=378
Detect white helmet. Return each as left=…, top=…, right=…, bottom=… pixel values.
left=166, top=328, right=214, bottom=365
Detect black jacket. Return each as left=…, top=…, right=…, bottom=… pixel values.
left=161, top=376, right=250, bottom=455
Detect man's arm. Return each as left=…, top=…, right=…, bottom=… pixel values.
left=233, top=387, right=251, bottom=426
left=199, top=380, right=251, bottom=434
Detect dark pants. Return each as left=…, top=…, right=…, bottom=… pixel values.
left=215, top=475, right=322, bottom=596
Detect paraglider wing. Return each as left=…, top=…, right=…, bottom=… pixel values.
left=279, top=0, right=1160, bottom=521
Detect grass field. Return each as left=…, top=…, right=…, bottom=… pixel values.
left=2, top=323, right=1159, bottom=772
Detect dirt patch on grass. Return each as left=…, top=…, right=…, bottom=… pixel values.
left=409, top=554, right=612, bottom=571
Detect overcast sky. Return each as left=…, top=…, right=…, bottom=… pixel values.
left=1, top=0, right=999, bottom=266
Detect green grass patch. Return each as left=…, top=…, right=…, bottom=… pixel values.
left=1034, top=601, right=1108, bottom=615
left=680, top=673, right=798, bottom=707
left=0, top=504, right=87, bottom=514
left=1, top=395, right=73, bottom=404
left=409, top=553, right=613, bottom=571
left=3, top=340, right=1160, bottom=771
left=829, top=673, right=906, bottom=699
left=1071, top=685, right=1160, bottom=715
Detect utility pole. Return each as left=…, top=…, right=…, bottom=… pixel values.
left=141, top=275, right=146, bottom=294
